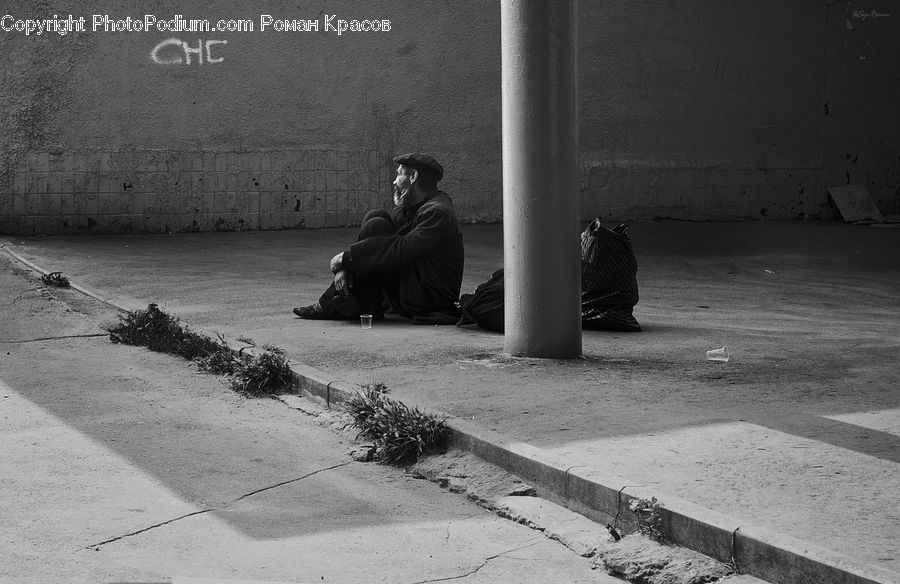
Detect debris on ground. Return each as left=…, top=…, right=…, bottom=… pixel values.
left=283, top=391, right=740, bottom=584
left=40, top=271, right=70, bottom=288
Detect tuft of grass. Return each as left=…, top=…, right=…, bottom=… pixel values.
left=230, top=349, right=294, bottom=397
left=107, top=304, right=295, bottom=397
left=41, top=271, right=70, bottom=288
left=195, top=332, right=242, bottom=376
left=346, top=383, right=450, bottom=466
left=107, top=304, right=222, bottom=361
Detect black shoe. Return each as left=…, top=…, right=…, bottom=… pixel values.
left=293, top=303, right=329, bottom=319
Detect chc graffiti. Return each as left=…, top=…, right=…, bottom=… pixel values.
left=151, top=38, right=227, bottom=65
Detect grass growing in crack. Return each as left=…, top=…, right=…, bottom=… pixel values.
left=194, top=333, right=242, bottom=376
left=629, top=496, right=666, bottom=542
left=230, top=346, right=294, bottom=397
left=108, top=303, right=223, bottom=360
left=107, top=304, right=295, bottom=397
left=346, top=383, right=450, bottom=466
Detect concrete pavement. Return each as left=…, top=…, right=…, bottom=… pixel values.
left=3, top=220, right=899, bottom=584
left=0, top=259, right=632, bottom=584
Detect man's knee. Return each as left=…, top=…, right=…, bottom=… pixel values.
left=363, top=209, right=391, bottom=224
left=358, top=212, right=395, bottom=239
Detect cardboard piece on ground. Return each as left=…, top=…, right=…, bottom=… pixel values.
left=826, top=184, right=887, bottom=224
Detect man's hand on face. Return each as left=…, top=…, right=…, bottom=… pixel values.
left=330, top=252, right=344, bottom=274
left=333, top=269, right=352, bottom=295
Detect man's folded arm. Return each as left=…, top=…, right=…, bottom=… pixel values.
left=344, top=206, right=453, bottom=276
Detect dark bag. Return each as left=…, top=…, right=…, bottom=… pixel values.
left=580, top=219, right=641, bottom=332
left=459, top=218, right=641, bottom=333
left=458, top=268, right=505, bottom=332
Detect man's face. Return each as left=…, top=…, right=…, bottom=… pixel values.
left=392, top=165, right=415, bottom=207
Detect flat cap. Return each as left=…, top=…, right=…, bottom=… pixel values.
left=393, top=153, right=444, bottom=182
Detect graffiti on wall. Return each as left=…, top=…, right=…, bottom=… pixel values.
left=151, top=37, right=227, bottom=65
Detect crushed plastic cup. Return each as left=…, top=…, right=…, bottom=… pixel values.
left=706, top=346, right=729, bottom=362
left=360, top=314, right=373, bottom=329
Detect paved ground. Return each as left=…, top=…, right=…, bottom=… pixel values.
left=3, top=220, right=899, bottom=580
left=0, top=260, right=627, bottom=584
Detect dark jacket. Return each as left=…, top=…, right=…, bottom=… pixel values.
left=346, top=190, right=465, bottom=317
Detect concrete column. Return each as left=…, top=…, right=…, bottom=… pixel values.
left=501, top=0, right=581, bottom=358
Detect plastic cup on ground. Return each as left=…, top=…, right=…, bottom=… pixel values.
left=706, top=346, right=729, bottom=362
left=360, top=314, right=373, bottom=329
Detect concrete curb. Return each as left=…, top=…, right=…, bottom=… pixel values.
left=3, top=242, right=898, bottom=584
left=0, top=243, right=143, bottom=314
left=273, top=348, right=900, bottom=584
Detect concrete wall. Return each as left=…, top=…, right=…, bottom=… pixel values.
left=1, top=0, right=897, bottom=235
left=580, top=0, right=898, bottom=221
left=822, top=0, right=899, bottom=218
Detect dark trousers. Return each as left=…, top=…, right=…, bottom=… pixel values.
left=317, top=210, right=400, bottom=319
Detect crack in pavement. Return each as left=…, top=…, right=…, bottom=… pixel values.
left=0, top=333, right=108, bottom=343
left=86, top=509, right=213, bottom=549
left=84, top=460, right=352, bottom=550
left=411, top=539, right=542, bottom=584
left=228, top=460, right=352, bottom=504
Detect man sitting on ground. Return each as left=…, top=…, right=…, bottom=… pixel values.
left=292, top=153, right=465, bottom=321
